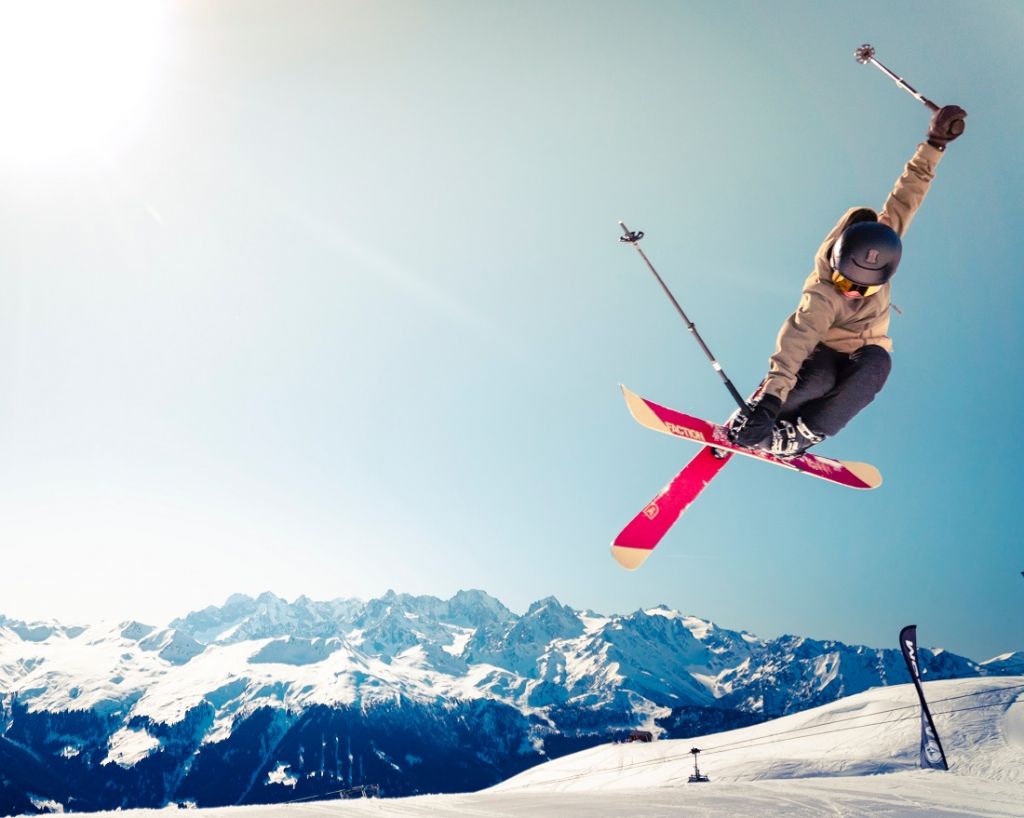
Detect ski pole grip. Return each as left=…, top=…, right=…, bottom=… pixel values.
left=927, top=101, right=966, bottom=138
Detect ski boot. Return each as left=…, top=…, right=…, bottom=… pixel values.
left=764, top=418, right=825, bottom=459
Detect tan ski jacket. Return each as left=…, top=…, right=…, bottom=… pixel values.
left=763, top=142, right=944, bottom=402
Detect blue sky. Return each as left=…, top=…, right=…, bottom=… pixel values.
left=0, top=0, right=1020, bottom=660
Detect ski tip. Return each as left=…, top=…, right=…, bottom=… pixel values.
left=843, top=461, right=884, bottom=489
left=619, top=385, right=661, bottom=428
left=611, top=545, right=652, bottom=571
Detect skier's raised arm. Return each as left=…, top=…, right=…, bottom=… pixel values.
left=879, top=105, right=967, bottom=237
left=730, top=104, right=967, bottom=457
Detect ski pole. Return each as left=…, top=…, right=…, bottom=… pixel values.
left=618, top=221, right=748, bottom=413
left=854, top=44, right=965, bottom=135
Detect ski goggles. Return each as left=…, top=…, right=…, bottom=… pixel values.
left=831, top=269, right=882, bottom=298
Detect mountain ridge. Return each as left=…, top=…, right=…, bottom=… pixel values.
left=0, top=591, right=1018, bottom=813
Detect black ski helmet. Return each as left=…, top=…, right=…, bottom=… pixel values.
left=830, top=221, right=902, bottom=286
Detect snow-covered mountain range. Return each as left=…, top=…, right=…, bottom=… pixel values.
left=0, top=590, right=1019, bottom=814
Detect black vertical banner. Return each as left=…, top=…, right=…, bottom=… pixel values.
left=899, top=624, right=949, bottom=771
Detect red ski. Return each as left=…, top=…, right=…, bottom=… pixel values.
left=612, top=446, right=732, bottom=569
left=612, top=386, right=882, bottom=570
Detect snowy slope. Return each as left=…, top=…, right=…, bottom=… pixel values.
left=59, top=676, right=1024, bottom=817
left=495, top=676, right=1024, bottom=789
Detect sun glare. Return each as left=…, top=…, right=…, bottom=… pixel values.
left=0, top=0, right=167, bottom=166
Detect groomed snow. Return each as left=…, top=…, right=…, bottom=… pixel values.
left=495, top=676, right=1024, bottom=789
left=66, top=676, right=1023, bottom=817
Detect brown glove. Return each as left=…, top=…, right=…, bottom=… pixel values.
left=927, top=105, right=967, bottom=151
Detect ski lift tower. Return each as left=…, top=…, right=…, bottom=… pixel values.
left=688, top=747, right=710, bottom=783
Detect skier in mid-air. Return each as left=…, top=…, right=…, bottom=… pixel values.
left=730, top=103, right=967, bottom=458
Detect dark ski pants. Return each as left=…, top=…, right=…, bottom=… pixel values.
left=778, top=343, right=892, bottom=438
